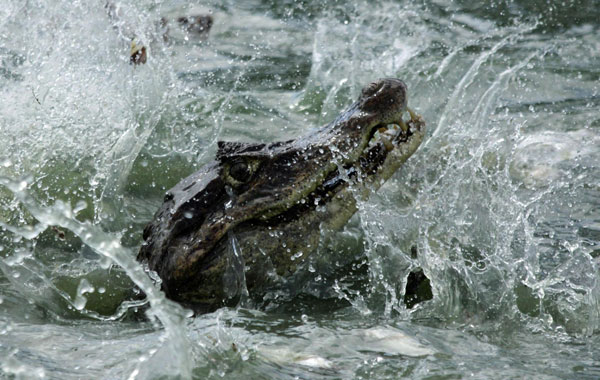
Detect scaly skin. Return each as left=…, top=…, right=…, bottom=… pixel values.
left=138, top=78, right=425, bottom=312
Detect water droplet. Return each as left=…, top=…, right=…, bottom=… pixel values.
left=74, top=279, right=94, bottom=311
left=73, top=296, right=87, bottom=311
left=100, top=255, right=112, bottom=269
left=17, top=180, right=28, bottom=191
left=74, top=200, right=87, bottom=214
left=184, top=211, right=194, bottom=219
left=241, top=349, right=250, bottom=361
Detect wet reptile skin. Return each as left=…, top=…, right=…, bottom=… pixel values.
left=137, top=78, right=425, bottom=311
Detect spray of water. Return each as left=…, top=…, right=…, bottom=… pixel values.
left=0, top=176, right=194, bottom=377
left=1, top=0, right=600, bottom=378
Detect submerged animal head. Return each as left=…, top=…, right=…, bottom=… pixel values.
left=138, top=78, right=425, bottom=310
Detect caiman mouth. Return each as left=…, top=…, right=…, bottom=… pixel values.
left=366, top=107, right=423, bottom=158
left=326, top=107, right=423, bottom=193
left=251, top=107, right=425, bottom=228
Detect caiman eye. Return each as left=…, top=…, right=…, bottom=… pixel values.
left=229, top=160, right=252, bottom=183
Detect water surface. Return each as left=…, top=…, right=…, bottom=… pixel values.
left=1, top=0, right=599, bottom=378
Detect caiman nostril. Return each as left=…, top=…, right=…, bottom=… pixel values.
left=361, top=80, right=384, bottom=98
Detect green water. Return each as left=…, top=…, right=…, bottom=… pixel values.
left=1, top=0, right=599, bottom=378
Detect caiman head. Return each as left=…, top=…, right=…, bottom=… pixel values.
left=138, top=78, right=425, bottom=311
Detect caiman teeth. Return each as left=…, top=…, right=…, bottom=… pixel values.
left=384, top=125, right=398, bottom=137
left=407, top=107, right=422, bottom=123
left=380, top=135, right=394, bottom=151
left=370, top=106, right=423, bottom=149
left=398, top=118, right=408, bottom=132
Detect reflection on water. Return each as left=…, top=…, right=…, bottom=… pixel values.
left=1, top=0, right=599, bottom=378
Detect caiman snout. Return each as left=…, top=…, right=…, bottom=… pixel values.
left=359, top=78, right=407, bottom=121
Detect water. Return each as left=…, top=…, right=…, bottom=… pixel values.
left=1, top=0, right=599, bottom=378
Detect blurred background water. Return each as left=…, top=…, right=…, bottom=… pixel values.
left=1, top=0, right=599, bottom=378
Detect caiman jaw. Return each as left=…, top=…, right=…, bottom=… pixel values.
left=369, top=107, right=423, bottom=152
left=299, top=106, right=425, bottom=220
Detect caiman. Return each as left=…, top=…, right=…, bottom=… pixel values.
left=137, top=78, right=426, bottom=312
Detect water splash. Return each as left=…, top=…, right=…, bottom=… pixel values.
left=223, top=231, right=250, bottom=306
left=0, top=176, right=193, bottom=378
left=1, top=0, right=600, bottom=378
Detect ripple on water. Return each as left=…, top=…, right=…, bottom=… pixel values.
left=1, top=0, right=600, bottom=379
